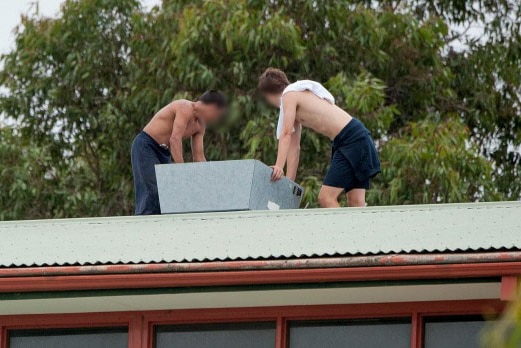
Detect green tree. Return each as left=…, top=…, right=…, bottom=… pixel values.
left=1, top=0, right=140, bottom=216
left=0, top=0, right=519, bottom=219
left=482, top=294, right=521, bottom=348
left=0, top=127, right=99, bottom=220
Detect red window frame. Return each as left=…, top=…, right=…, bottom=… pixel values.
left=0, top=299, right=503, bottom=348
left=144, top=299, right=504, bottom=348
left=0, top=312, right=143, bottom=348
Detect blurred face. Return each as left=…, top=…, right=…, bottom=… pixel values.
left=197, top=103, right=226, bottom=124
left=263, top=93, right=281, bottom=108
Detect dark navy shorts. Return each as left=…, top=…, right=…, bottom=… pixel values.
left=323, top=118, right=380, bottom=192
left=323, top=151, right=370, bottom=192
left=131, top=131, right=172, bottom=215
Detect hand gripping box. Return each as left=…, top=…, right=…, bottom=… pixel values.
left=155, top=160, right=304, bottom=214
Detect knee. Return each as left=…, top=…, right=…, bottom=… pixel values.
left=349, top=198, right=366, bottom=207
left=318, top=191, right=337, bottom=208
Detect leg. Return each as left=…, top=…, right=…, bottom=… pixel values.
left=347, top=188, right=366, bottom=207
left=318, top=185, right=344, bottom=208
left=131, top=135, right=162, bottom=215
left=322, top=149, right=351, bottom=208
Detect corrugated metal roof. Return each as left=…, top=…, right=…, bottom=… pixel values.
left=0, top=202, right=520, bottom=267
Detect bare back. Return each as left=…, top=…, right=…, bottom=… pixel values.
left=292, top=91, right=352, bottom=140
left=143, top=99, right=203, bottom=145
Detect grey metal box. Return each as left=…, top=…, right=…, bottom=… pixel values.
left=155, top=160, right=304, bottom=214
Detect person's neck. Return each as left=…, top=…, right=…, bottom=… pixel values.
left=192, top=101, right=204, bottom=123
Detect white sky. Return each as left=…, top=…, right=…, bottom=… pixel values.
left=0, top=0, right=161, bottom=54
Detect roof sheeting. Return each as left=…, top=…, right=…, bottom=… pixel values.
left=0, top=202, right=520, bottom=268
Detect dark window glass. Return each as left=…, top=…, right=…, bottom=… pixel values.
left=424, top=316, right=487, bottom=348
left=155, top=322, right=276, bottom=348
left=9, top=327, right=127, bottom=348
left=289, top=319, right=411, bottom=348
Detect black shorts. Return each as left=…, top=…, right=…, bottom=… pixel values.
left=323, top=150, right=370, bottom=192
left=322, top=118, right=380, bottom=192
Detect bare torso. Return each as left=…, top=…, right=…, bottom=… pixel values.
left=292, top=91, right=352, bottom=140
left=143, top=99, right=203, bottom=145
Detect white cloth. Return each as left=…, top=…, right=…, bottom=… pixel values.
left=277, top=80, right=335, bottom=139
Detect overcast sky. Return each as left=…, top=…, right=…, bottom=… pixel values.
left=0, top=0, right=160, bottom=54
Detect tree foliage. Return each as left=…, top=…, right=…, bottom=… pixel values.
left=483, top=294, right=521, bottom=348
left=0, top=0, right=519, bottom=219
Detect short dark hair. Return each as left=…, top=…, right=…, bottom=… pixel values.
left=198, top=90, right=227, bottom=108
left=258, top=68, right=290, bottom=94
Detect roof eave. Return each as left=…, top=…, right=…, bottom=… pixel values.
left=1, top=251, right=520, bottom=293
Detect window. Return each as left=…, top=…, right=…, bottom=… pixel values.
left=424, top=316, right=488, bottom=348
left=9, top=327, right=128, bottom=348
left=155, top=322, right=276, bottom=348
left=289, top=319, right=411, bottom=348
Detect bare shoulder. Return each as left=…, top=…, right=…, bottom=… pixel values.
left=169, top=99, right=193, bottom=118
left=282, top=91, right=299, bottom=101
left=281, top=92, right=299, bottom=107
left=168, top=99, right=190, bottom=110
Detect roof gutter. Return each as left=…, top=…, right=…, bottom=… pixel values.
left=0, top=252, right=520, bottom=293
left=1, top=251, right=521, bottom=278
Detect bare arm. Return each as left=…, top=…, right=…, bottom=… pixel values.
left=272, top=93, right=298, bottom=181
left=286, top=122, right=302, bottom=181
left=169, top=107, right=190, bottom=163
left=191, top=128, right=206, bottom=162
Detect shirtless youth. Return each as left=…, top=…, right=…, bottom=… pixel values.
left=258, top=68, right=380, bottom=207
left=131, top=90, right=227, bottom=215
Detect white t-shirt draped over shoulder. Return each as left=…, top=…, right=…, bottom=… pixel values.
left=277, top=80, right=336, bottom=139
